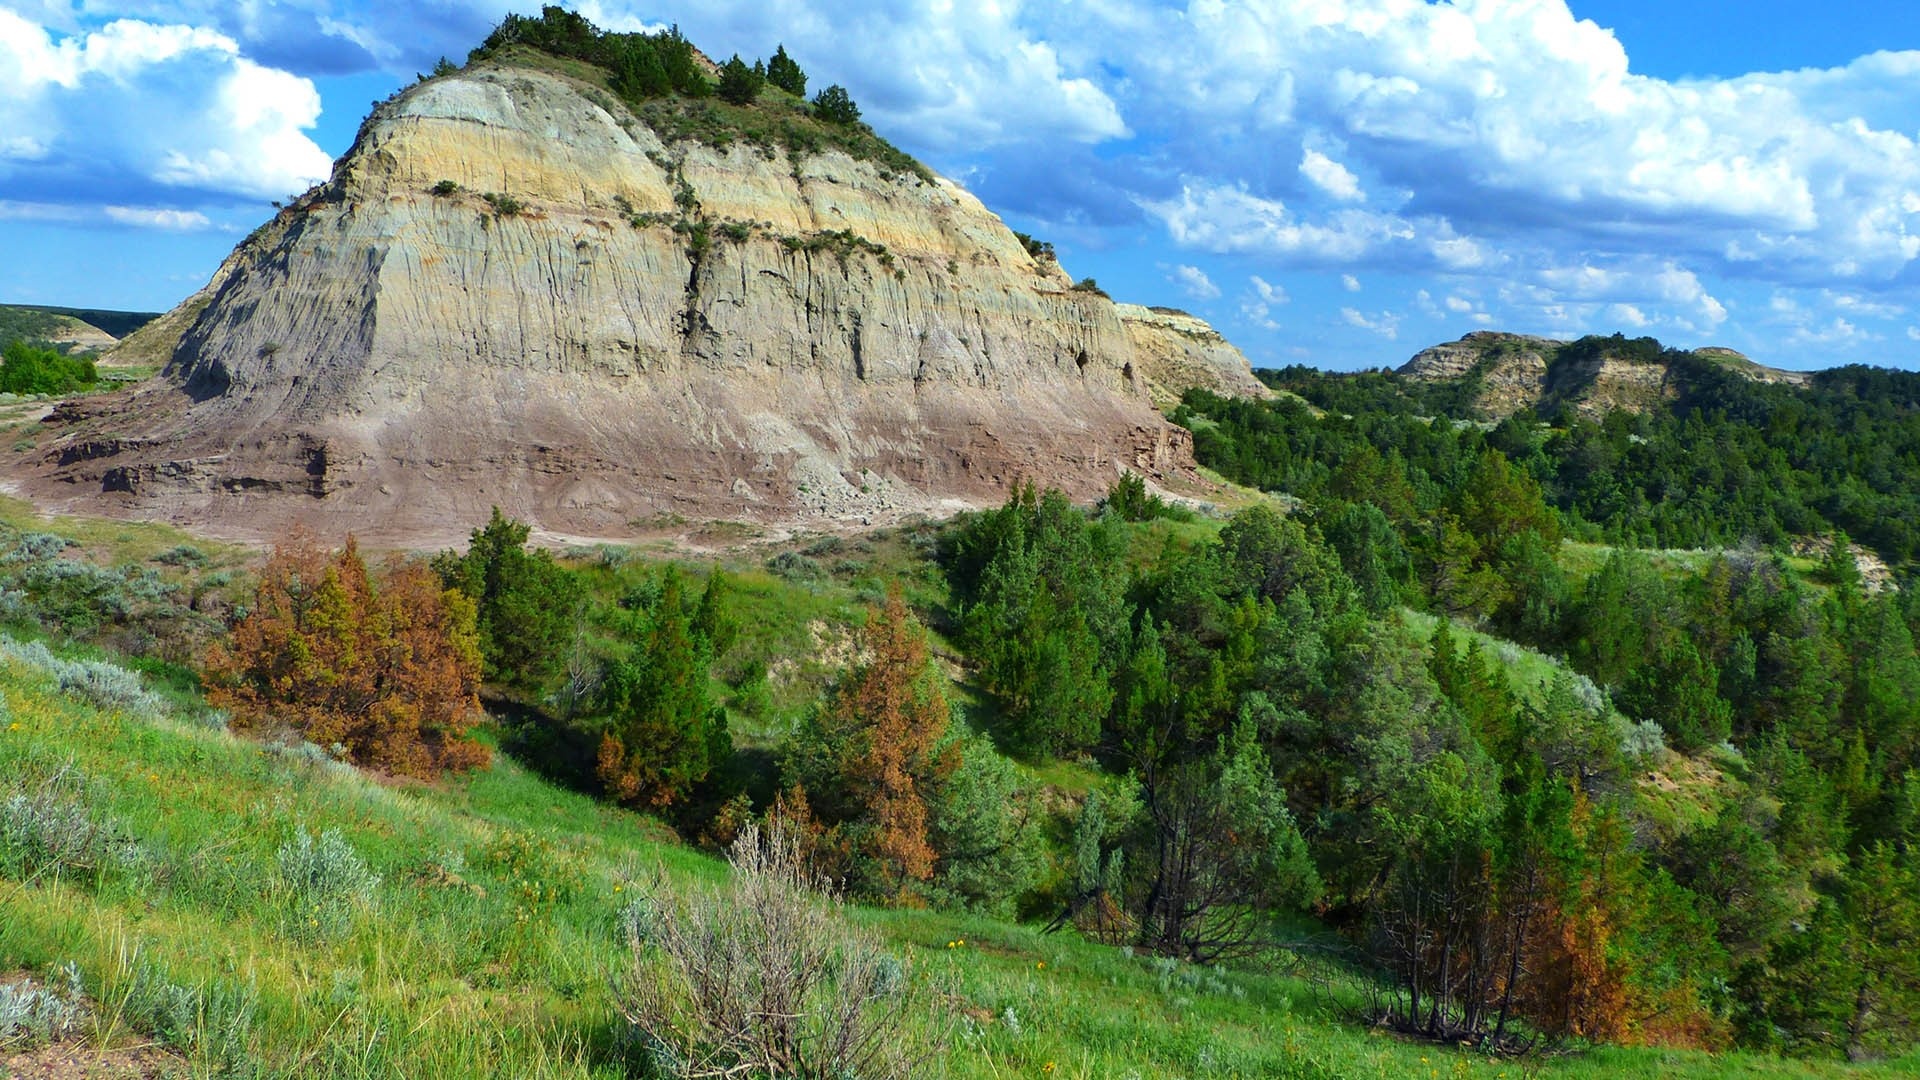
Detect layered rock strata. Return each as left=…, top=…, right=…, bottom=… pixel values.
left=32, top=66, right=1262, bottom=544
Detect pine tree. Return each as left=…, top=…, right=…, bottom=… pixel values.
left=433, top=507, right=581, bottom=691
left=595, top=567, right=729, bottom=808
left=765, top=43, right=806, bottom=97
left=811, top=84, right=860, bottom=124
left=717, top=54, right=763, bottom=105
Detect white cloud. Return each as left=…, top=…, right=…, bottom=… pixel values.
left=1608, top=303, right=1649, bottom=328
left=1908, top=326, right=1920, bottom=342
left=1301, top=148, right=1364, bottom=202
left=1167, top=263, right=1220, bottom=301
left=0, top=198, right=213, bottom=229
left=1827, top=291, right=1906, bottom=319
left=1535, top=259, right=1726, bottom=329
left=1092, top=0, right=1920, bottom=292
left=0, top=10, right=331, bottom=206
left=1340, top=306, right=1400, bottom=339
left=1445, top=295, right=1474, bottom=314
left=103, top=205, right=212, bottom=229
left=1240, top=274, right=1288, bottom=329
left=1341, top=273, right=1361, bottom=292
left=1790, top=318, right=1878, bottom=347
left=1140, top=178, right=1489, bottom=269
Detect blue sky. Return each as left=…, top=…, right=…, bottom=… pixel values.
left=2, top=1, right=1918, bottom=371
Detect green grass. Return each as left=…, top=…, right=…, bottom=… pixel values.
left=1559, top=540, right=1820, bottom=583
left=5, top=620, right=1917, bottom=1077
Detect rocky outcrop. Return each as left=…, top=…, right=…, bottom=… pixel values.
left=1117, top=304, right=1272, bottom=408
left=26, top=65, right=1260, bottom=545
left=1398, top=331, right=1806, bottom=420
left=1398, top=331, right=1555, bottom=419
left=1551, top=353, right=1676, bottom=418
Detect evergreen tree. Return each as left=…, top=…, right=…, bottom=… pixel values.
left=765, top=43, right=806, bottom=97
left=610, top=35, right=671, bottom=100
left=812, top=84, right=860, bottom=124
left=717, top=53, right=763, bottom=104
left=595, top=567, right=729, bottom=808
left=1619, top=637, right=1733, bottom=753
left=433, top=508, right=581, bottom=691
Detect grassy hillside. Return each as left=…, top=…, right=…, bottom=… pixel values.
left=2, top=640, right=1902, bottom=1080
left=0, top=502, right=1911, bottom=1077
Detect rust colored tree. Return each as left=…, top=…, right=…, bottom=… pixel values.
left=207, top=533, right=487, bottom=778
left=783, top=589, right=957, bottom=903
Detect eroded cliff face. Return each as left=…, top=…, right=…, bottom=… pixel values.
left=1117, top=305, right=1273, bottom=408
left=34, top=66, right=1261, bottom=544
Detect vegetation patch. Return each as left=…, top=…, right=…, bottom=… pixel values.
left=466, top=7, right=935, bottom=185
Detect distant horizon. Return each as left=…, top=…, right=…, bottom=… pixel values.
left=4, top=1, right=1919, bottom=371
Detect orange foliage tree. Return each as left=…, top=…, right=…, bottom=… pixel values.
left=784, top=588, right=958, bottom=903
left=206, top=533, right=488, bottom=778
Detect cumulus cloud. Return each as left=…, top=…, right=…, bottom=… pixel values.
left=1167, top=263, right=1221, bottom=301
left=1608, top=303, right=1649, bottom=329
left=1791, top=318, right=1878, bottom=347
left=1341, top=273, right=1361, bottom=292
left=0, top=9, right=332, bottom=216
left=1301, top=148, right=1364, bottom=202
left=1535, top=260, right=1728, bottom=330
left=1012, top=0, right=1920, bottom=356
left=1139, top=178, right=1490, bottom=270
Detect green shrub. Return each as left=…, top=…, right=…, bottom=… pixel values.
left=766, top=551, right=824, bottom=583
left=0, top=341, right=97, bottom=396
left=482, top=192, right=525, bottom=217
left=1013, top=231, right=1055, bottom=261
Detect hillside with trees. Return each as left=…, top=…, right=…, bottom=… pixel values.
left=3, top=10, right=1918, bottom=1078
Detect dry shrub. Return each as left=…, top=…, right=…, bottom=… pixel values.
left=205, top=532, right=487, bottom=778
left=619, top=819, right=943, bottom=1079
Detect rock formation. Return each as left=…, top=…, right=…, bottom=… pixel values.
left=1399, top=331, right=1555, bottom=419
left=1398, top=331, right=1807, bottom=421
left=28, top=63, right=1262, bottom=545
left=1117, top=305, right=1273, bottom=408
